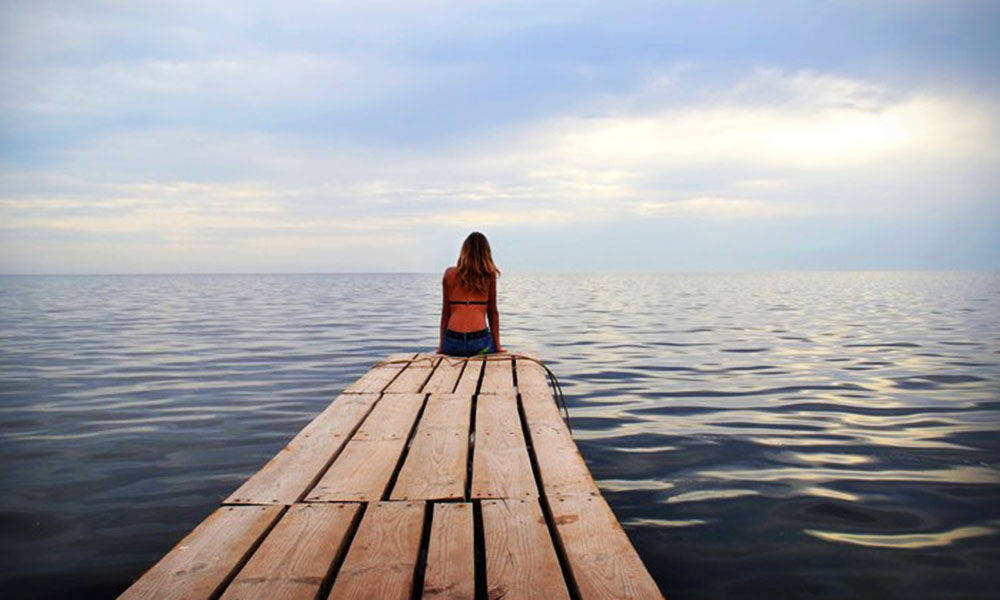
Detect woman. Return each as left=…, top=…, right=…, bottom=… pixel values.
left=438, top=232, right=504, bottom=356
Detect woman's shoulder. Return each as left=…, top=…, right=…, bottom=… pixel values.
left=442, top=266, right=457, bottom=280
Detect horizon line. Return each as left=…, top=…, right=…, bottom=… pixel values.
left=1, top=268, right=997, bottom=277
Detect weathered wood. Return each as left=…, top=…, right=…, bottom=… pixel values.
left=479, top=356, right=514, bottom=395
left=384, top=355, right=439, bottom=393
left=305, top=439, right=408, bottom=502
left=225, top=394, right=380, bottom=505
left=520, top=387, right=566, bottom=432
left=515, top=352, right=550, bottom=395
left=351, top=393, right=425, bottom=440
left=521, top=389, right=600, bottom=499
left=453, top=356, right=483, bottom=396
left=472, top=393, right=537, bottom=499
left=221, top=503, right=361, bottom=600
left=549, top=495, right=663, bottom=600
left=306, top=394, right=425, bottom=501
left=423, top=503, right=475, bottom=600
left=344, top=353, right=415, bottom=394
left=482, top=499, right=570, bottom=600
left=390, top=394, right=471, bottom=500
left=423, top=356, right=466, bottom=394
left=119, top=505, right=283, bottom=600
left=327, top=501, right=425, bottom=600
left=128, top=352, right=666, bottom=600
left=530, top=426, right=600, bottom=499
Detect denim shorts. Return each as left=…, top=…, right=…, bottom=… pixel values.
left=441, top=328, right=496, bottom=357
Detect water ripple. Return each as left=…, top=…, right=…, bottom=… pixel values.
left=1, top=272, right=999, bottom=599
left=805, top=525, right=998, bottom=549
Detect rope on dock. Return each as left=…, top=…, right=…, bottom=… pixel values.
left=371, top=353, right=573, bottom=435
left=507, top=354, right=572, bottom=435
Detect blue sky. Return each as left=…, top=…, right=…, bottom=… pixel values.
left=1, top=1, right=998, bottom=273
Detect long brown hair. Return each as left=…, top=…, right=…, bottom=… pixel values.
left=456, top=232, right=499, bottom=295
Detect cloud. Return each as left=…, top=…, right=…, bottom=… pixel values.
left=636, top=197, right=794, bottom=219
left=534, top=69, right=993, bottom=170
left=2, top=68, right=996, bottom=247
left=1, top=2, right=998, bottom=271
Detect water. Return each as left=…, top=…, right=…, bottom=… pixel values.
left=0, top=272, right=998, bottom=599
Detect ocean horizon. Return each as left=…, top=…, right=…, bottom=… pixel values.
left=1, top=271, right=998, bottom=598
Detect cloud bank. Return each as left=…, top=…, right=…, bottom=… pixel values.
left=1, top=1, right=998, bottom=272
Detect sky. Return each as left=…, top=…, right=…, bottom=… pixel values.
left=1, top=0, right=998, bottom=273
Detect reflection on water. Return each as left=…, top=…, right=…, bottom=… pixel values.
left=805, top=526, right=998, bottom=550
left=0, top=272, right=998, bottom=599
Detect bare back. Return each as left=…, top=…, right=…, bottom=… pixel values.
left=443, top=266, right=493, bottom=332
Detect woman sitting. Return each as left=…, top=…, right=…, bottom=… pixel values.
left=438, top=232, right=504, bottom=356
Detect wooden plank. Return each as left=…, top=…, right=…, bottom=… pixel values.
left=344, top=353, right=415, bottom=394
left=384, top=355, right=439, bottom=393
left=423, top=503, right=474, bottom=600
left=549, top=495, right=663, bottom=599
left=352, top=393, right=425, bottom=440
left=327, top=501, right=425, bottom=600
left=225, top=394, right=380, bottom=504
left=520, top=387, right=567, bottom=432
left=515, top=351, right=550, bottom=395
left=472, top=394, right=537, bottom=499
left=423, top=355, right=465, bottom=394
left=221, top=503, right=361, bottom=600
left=529, top=424, right=600, bottom=499
left=125, top=352, right=665, bottom=600
left=453, top=356, right=483, bottom=396
left=390, top=394, right=471, bottom=500
left=482, top=499, right=570, bottom=600
left=521, top=389, right=600, bottom=499
left=119, top=505, right=283, bottom=600
left=307, top=394, right=425, bottom=501
left=479, top=356, right=514, bottom=395
left=305, top=439, right=408, bottom=502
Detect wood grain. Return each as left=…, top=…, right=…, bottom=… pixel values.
left=423, top=356, right=466, bottom=394
left=520, top=387, right=566, bottom=431
left=225, top=394, right=380, bottom=504
left=514, top=352, right=550, bottom=395
left=344, top=353, right=414, bottom=394
left=453, top=356, right=483, bottom=396
left=520, top=389, right=600, bottom=499
left=481, top=499, right=570, bottom=600
left=549, top=495, right=663, bottom=599
left=471, top=394, right=537, bottom=499
left=529, top=425, right=600, bottom=499
left=423, top=503, right=475, bottom=600
left=305, top=394, right=425, bottom=501
left=305, top=439, right=408, bottom=502
left=479, top=356, right=514, bottom=395
left=327, top=501, right=425, bottom=600
left=390, top=394, right=471, bottom=500
left=221, top=503, right=361, bottom=600
left=384, top=355, right=439, bottom=394
left=119, top=505, right=282, bottom=600
left=351, top=393, right=425, bottom=441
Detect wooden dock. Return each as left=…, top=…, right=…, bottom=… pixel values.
left=119, top=353, right=664, bottom=599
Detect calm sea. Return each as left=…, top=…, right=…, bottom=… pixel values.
left=0, top=273, right=998, bottom=599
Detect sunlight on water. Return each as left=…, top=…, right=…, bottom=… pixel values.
left=698, top=466, right=1000, bottom=484
left=805, top=526, right=997, bottom=549
left=666, top=489, right=760, bottom=504
left=621, top=518, right=710, bottom=528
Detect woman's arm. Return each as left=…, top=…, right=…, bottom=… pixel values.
left=487, top=275, right=503, bottom=352
left=438, top=272, right=451, bottom=353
